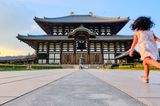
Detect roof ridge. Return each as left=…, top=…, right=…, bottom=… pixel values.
left=35, top=15, right=129, bottom=20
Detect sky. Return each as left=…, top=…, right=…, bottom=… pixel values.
left=0, top=0, right=160, bottom=56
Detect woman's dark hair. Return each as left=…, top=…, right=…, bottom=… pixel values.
left=131, top=16, right=154, bottom=30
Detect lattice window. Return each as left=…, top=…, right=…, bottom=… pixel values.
left=49, top=54, right=54, bottom=59
left=39, top=43, right=43, bottom=52
left=69, top=43, right=74, bottom=51
left=43, top=43, right=47, bottom=52
left=90, top=43, right=95, bottom=52
left=49, top=60, right=54, bottom=64
left=103, top=43, right=108, bottom=52
left=94, top=27, right=99, bottom=35
left=55, top=59, right=60, bottom=64
left=106, top=27, right=111, bottom=35
left=121, top=43, right=125, bottom=51
left=38, top=59, right=46, bottom=64
left=58, top=27, right=62, bottom=35
left=101, top=27, right=105, bottom=35
left=53, top=27, right=57, bottom=35
left=116, top=42, right=121, bottom=52
left=65, top=27, right=69, bottom=35
left=39, top=43, right=47, bottom=53
left=63, top=43, right=68, bottom=51
left=49, top=53, right=60, bottom=64
left=104, top=54, right=109, bottom=59
left=109, top=43, right=114, bottom=52
left=49, top=43, right=54, bottom=52
left=109, top=54, right=115, bottom=59
left=55, top=54, right=60, bottom=59
left=55, top=43, right=60, bottom=52
left=96, top=43, right=101, bottom=52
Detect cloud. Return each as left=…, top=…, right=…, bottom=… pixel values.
left=0, top=0, right=37, bottom=56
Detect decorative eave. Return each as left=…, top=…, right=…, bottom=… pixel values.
left=34, top=15, right=129, bottom=23
left=17, top=34, right=133, bottom=42
left=17, top=34, right=133, bottom=50
left=68, top=25, right=96, bottom=38
left=0, top=55, right=36, bottom=62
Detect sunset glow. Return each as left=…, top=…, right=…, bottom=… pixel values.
left=0, top=48, right=28, bottom=56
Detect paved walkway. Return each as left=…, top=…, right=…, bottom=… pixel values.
left=0, top=69, right=76, bottom=105
left=1, top=69, right=160, bottom=106
left=87, top=69, right=160, bottom=106
left=1, top=69, right=145, bottom=106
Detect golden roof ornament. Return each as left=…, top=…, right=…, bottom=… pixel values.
left=89, top=12, right=93, bottom=16
left=70, top=12, right=74, bottom=16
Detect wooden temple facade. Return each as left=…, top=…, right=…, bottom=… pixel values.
left=17, top=14, right=133, bottom=64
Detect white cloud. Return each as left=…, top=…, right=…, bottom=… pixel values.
left=0, top=0, right=37, bottom=56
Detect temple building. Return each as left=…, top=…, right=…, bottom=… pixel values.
left=17, top=13, right=134, bottom=64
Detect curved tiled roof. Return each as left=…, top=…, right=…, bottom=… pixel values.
left=0, top=55, right=36, bottom=61
left=34, top=15, right=129, bottom=23
left=17, top=34, right=133, bottom=41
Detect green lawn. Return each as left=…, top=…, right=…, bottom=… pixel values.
left=0, top=64, right=62, bottom=71
left=99, top=63, right=159, bottom=71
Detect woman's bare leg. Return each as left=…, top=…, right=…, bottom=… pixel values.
left=144, top=57, right=160, bottom=69
left=143, top=59, right=149, bottom=80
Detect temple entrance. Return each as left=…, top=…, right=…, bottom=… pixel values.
left=61, top=53, right=102, bottom=64
left=90, top=53, right=103, bottom=64
left=61, top=53, right=74, bottom=64
left=75, top=53, right=89, bottom=64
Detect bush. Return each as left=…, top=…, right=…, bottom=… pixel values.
left=134, top=64, right=144, bottom=70
left=118, top=65, right=131, bottom=69
left=31, top=65, right=62, bottom=70
left=104, top=65, right=113, bottom=69
left=0, top=64, right=62, bottom=71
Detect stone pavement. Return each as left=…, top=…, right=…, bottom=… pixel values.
left=86, top=69, right=160, bottom=106
left=0, top=69, right=76, bottom=105
left=1, top=69, right=145, bottom=106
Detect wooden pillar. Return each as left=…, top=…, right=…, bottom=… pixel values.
left=100, top=42, right=104, bottom=64
left=60, top=42, right=63, bottom=64
left=36, top=42, right=39, bottom=64
left=74, top=38, right=76, bottom=64
left=88, top=40, right=90, bottom=64
left=114, top=42, right=117, bottom=63
left=46, top=42, right=49, bottom=64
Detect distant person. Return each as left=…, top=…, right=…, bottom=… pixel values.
left=129, top=16, right=160, bottom=83
left=79, top=57, right=84, bottom=69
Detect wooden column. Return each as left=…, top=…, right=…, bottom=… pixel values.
left=114, top=42, right=117, bottom=63
left=87, top=40, right=90, bottom=64
left=60, top=42, right=63, bottom=64
left=36, top=42, right=39, bottom=64
left=100, top=42, right=104, bottom=64
left=46, top=42, right=49, bottom=64
left=74, top=38, right=76, bottom=64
